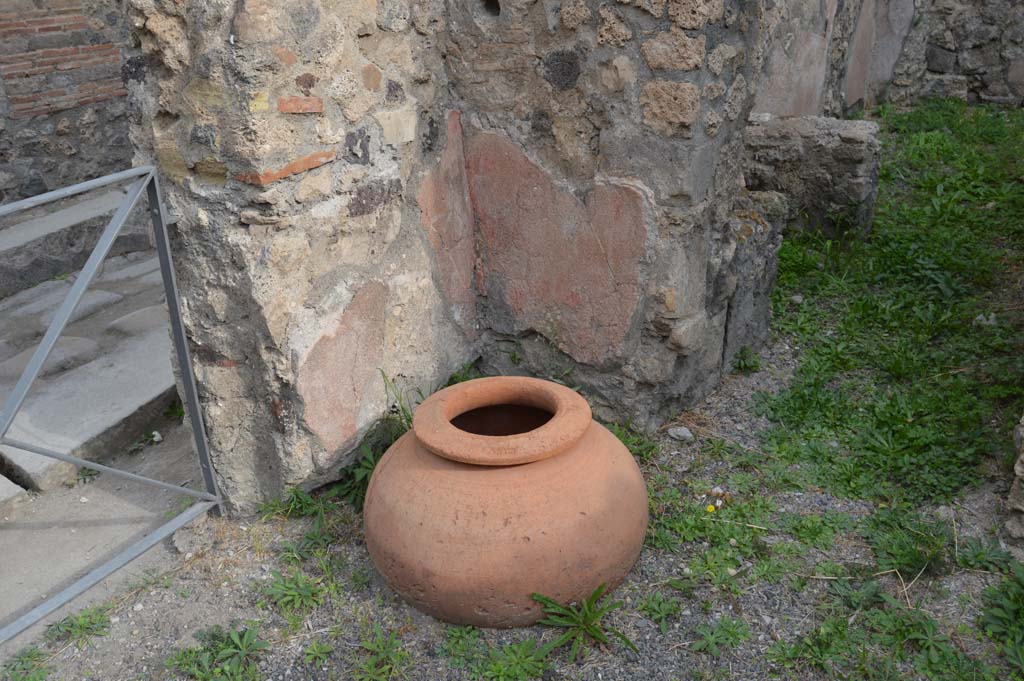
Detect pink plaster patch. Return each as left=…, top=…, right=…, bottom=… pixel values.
left=465, top=132, right=647, bottom=365
left=296, top=281, right=387, bottom=452
left=417, top=111, right=477, bottom=337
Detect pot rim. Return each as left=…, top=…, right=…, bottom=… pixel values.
left=411, top=376, right=593, bottom=466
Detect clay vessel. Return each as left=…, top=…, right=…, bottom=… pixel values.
left=363, top=376, right=648, bottom=627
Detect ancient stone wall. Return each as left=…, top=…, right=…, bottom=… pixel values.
left=126, top=0, right=791, bottom=511
left=754, top=0, right=1024, bottom=116
left=449, top=0, right=783, bottom=428
left=0, top=0, right=133, bottom=202
left=125, top=0, right=476, bottom=511
left=744, top=114, right=881, bottom=236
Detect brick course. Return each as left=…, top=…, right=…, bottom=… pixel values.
left=0, top=3, right=124, bottom=119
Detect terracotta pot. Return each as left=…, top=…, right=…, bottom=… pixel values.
left=363, top=376, right=648, bottom=627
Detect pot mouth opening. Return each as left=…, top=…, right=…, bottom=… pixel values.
left=450, top=403, right=555, bottom=436
left=412, top=376, right=592, bottom=466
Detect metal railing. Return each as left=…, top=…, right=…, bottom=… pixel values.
left=0, top=167, right=221, bottom=644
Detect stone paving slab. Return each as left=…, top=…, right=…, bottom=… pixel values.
left=0, top=473, right=28, bottom=518
left=1, top=325, right=174, bottom=491
left=0, top=337, right=101, bottom=382
left=0, top=250, right=175, bottom=493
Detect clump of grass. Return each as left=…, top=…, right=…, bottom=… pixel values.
left=165, top=624, right=269, bottom=681
left=259, top=487, right=325, bottom=519
left=981, top=562, right=1024, bottom=674
left=263, top=569, right=324, bottom=616
left=303, top=639, right=333, bottom=666
left=957, top=538, right=1014, bottom=573
left=639, top=592, right=681, bottom=634
left=44, top=604, right=112, bottom=648
left=691, top=616, right=749, bottom=657
left=532, top=583, right=638, bottom=662
left=2, top=647, right=50, bottom=681
left=609, top=422, right=659, bottom=461
left=732, top=346, right=762, bottom=375
left=864, top=509, right=951, bottom=576
left=353, top=623, right=409, bottom=681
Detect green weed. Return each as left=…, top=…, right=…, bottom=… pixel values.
left=44, top=604, right=111, bottom=648
left=691, top=616, right=749, bottom=657
left=639, top=592, right=681, bottom=634
left=981, top=563, right=1024, bottom=675
left=352, top=623, right=409, bottom=681
left=731, top=346, right=762, bottom=375
left=532, top=583, right=638, bottom=662
left=2, top=647, right=50, bottom=681
left=303, top=639, right=333, bottom=666
left=263, top=570, right=323, bottom=615
left=165, top=625, right=269, bottom=681
left=609, top=422, right=660, bottom=461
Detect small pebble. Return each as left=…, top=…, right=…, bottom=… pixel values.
left=79, top=497, right=88, bottom=503
left=133, top=603, right=143, bottom=612
left=791, top=294, right=805, bottom=304
left=667, top=426, right=694, bottom=442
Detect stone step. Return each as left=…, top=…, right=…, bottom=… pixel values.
left=0, top=189, right=151, bottom=299
left=0, top=473, right=28, bottom=518
left=0, top=251, right=177, bottom=492
left=0, top=325, right=175, bottom=491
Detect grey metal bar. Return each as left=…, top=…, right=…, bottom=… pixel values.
left=146, top=177, right=221, bottom=509
left=0, top=166, right=154, bottom=219
left=0, top=175, right=150, bottom=438
left=0, top=501, right=216, bottom=644
left=0, top=437, right=219, bottom=502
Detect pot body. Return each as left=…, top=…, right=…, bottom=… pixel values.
left=363, top=377, right=648, bottom=627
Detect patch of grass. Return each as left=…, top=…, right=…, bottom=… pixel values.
left=303, top=639, right=333, bottom=666
left=76, top=466, right=99, bottom=484
left=762, top=102, right=1024, bottom=509
left=263, top=570, right=323, bottom=615
left=165, top=625, right=268, bottom=681
left=609, top=422, right=659, bottom=461
left=2, top=647, right=50, bottom=681
left=532, top=583, right=638, bottom=662
left=44, top=604, right=111, bottom=648
left=781, top=511, right=853, bottom=549
left=957, top=537, right=1014, bottom=573
left=691, top=616, right=749, bottom=657
left=332, top=443, right=383, bottom=512
left=259, top=487, right=325, bottom=520
left=731, top=346, right=762, bottom=375
left=981, top=562, right=1024, bottom=675
left=639, top=592, right=681, bottom=634
left=164, top=398, right=186, bottom=422
left=444, top=361, right=483, bottom=386
left=479, top=639, right=551, bottom=681
left=437, top=625, right=485, bottom=669
left=352, top=623, right=409, bottom=681
left=864, top=509, right=951, bottom=576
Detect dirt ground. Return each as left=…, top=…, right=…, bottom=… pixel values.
left=1, top=332, right=1015, bottom=680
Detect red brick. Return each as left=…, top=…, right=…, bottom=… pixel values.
left=277, top=95, right=323, bottom=114
left=235, top=150, right=337, bottom=186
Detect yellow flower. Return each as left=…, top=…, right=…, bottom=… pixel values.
left=706, top=504, right=716, bottom=513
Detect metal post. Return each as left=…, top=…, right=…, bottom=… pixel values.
left=145, top=177, right=221, bottom=510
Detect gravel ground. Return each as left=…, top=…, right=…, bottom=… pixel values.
left=5, top=333, right=1016, bottom=681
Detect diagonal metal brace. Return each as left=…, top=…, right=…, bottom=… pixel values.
left=0, top=167, right=222, bottom=644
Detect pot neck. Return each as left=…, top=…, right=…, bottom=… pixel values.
left=411, top=376, right=592, bottom=466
